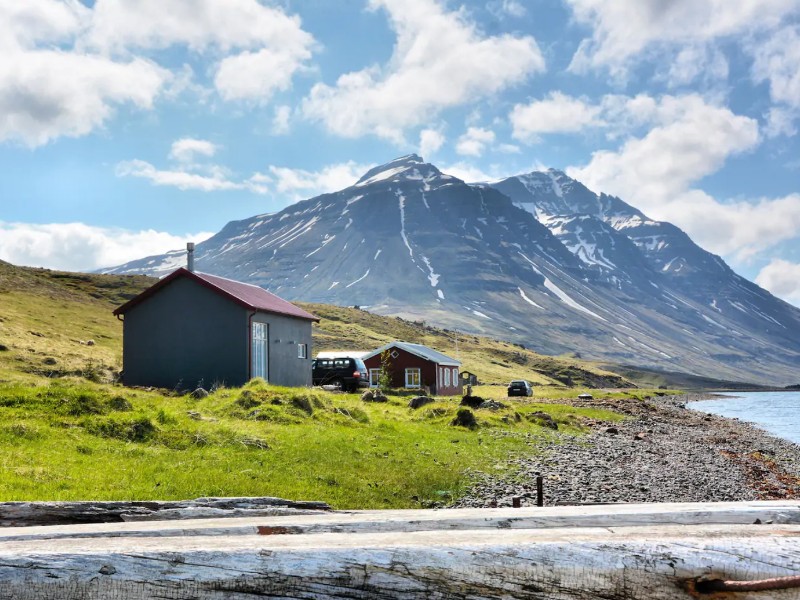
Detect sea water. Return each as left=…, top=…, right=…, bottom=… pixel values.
left=690, top=391, right=800, bottom=444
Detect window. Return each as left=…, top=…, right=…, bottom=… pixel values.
left=297, top=343, right=307, bottom=359
left=369, top=369, right=381, bottom=388
left=405, top=368, right=421, bottom=388
left=453, top=368, right=459, bottom=385
left=438, top=367, right=443, bottom=388
left=444, top=368, right=450, bottom=387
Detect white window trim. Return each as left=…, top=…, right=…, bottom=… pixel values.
left=297, top=343, right=307, bottom=359
left=405, top=368, right=421, bottom=388
left=453, top=368, right=458, bottom=386
left=369, top=368, right=381, bottom=388
left=444, top=367, right=450, bottom=387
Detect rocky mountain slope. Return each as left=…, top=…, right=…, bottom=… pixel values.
left=106, top=155, right=800, bottom=385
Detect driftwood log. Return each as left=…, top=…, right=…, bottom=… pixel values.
left=0, top=501, right=797, bottom=599
left=0, top=496, right=331, bottom=527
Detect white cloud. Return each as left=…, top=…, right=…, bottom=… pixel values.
left=0, top=221, right=213, bottom=272
left=272, top=105, right=292, bottom=134
left=764, top=106, right=798, bottom=138
left=756, top=259, right=800, bottom=306
left=85, top=0, right=315, bottom=104
left=0, top=50, right=168, bottom=147
left=663, top=44, right=729, bottom=87
left=116, top=159, right=268, bottom=194
left=84, top=0, right=312, bottom=54
left=169, top=138, right=218, bottom=162
left=214, top=46, right=311, bottom=103
left=267, top=162, right=372, bottom=199
left=418, top=128, right=445, bottom=157
left=567, top=0, right=798, bottom=77
left=750, top=24, right=800, bottom=109
left=455, top=127, right=496, bottom=156
left=302, top=0, right=545, bottom=141
left=510, top=92, right=602, bottom=141
left=570, top=96, right=759, bottom=200
left=563, top=96, right=800, bottom=261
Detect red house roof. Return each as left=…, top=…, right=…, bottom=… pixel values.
left=113, top=268, right=319, bottom=322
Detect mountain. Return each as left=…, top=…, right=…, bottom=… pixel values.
left=106, top=155, right=800, bottom=386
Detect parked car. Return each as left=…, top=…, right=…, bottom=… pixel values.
left=312, top=356, right=369, bottom=392
left=507, top=380, right=533, bottom=397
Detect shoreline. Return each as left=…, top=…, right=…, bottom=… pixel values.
left=452, top=393, right=800, bottom=508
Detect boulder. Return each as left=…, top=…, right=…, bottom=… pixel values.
left=477, top=400, right=507, bottom=411
left=408, top=396, right=435, bottom=409
left=362, top=391, right=388, bottom=403
left=529, top=411, right=558, bottom=430
left=603, top=426, right=619, bottom=435
left=451, top=408, right=478, bottom=429
left=191, top=388, right=209, bottom=399
left=460, top=395, right=483, bottom=408
left=360, top=391, right=374, bottom=402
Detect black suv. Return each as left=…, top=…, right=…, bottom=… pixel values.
left=507, top=380, right=533, bottom=397
left=312, top=357, right=369, bottom=392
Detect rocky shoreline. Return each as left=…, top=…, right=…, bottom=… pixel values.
left=452, top=394, right=800, bottom=508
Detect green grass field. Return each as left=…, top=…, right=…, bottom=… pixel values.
left=0, top=262, right=669, bottom=508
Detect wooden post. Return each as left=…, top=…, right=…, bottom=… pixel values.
left=536, top=475, right=544, bottom=507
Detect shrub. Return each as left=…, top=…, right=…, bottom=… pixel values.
left=87, top=416, right=157, bottom=442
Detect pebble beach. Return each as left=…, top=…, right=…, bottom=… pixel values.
left=452, top=394, right=800, bottom=508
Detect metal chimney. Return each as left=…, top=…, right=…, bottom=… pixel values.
left=186, top=242, right=195, bottom=272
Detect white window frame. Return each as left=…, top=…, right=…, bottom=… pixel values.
left=405, top=368, right=421, bottom=388
left=251, top=322, right=268, bottom=381
left=453, top=368, right=459, bottom=386
left=297, top=343, right=308, bottom=359
left=444, top=367, right=450, bottom=387
left=369, top=368, right=381, bottom=388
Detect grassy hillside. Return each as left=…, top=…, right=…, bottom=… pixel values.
left=0, top=263, right=669, bottom=507
left=301, top=302, right=632, bottom=388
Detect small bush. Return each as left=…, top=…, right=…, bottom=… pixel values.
left=451, top=408, right=478, bottom=429
left=291, top=396, right=314, bottom=414
left=63, top=393, right=106, bottom=416
left=87, top=416, right=157, bottom=442
left=108, top=396, right=133, bottom=411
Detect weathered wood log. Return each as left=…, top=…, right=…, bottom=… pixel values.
left=0, top=500, right=797, bottom=542
left=0, top=496, right=331, bottom=527
left=0, top=502, right=797, bottom=599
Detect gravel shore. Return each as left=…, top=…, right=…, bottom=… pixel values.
left=452, top=394, right=800, bottom=508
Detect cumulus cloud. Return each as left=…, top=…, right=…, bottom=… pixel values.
left=0, top=0, right=315, bottom=146
left=455, top=127, right=496, bottom=156
left=272, top=105, right=292, bottom=134
left=116, top=159, right=268, bottom=194
left=302, top=0, right=545, bottom=141
left=563, top=95, right=800, bottom=261
left=267, top=162, right=373, bottom=199
left=756, top=259, right=800, bottom=306
left=418, top=128, right=445, bottom=157
left=566, top=0, right=798, bottom=77
left=510, top=92, right=602, bottom=141
left=0, top=221, right=213, bottom=272
left=169, top=138, right=218, bottom=162
left=749, top=24, right=800, bottom=135
left=0, top=49, right=168, bottom=147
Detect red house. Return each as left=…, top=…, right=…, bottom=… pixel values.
left=362, top=341, right=462, bottom=396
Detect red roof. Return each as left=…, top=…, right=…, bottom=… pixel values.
left=113, top=268, right=319, bottom=321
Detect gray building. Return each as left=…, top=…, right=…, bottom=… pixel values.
left=114, top=268, right=319, bottom=390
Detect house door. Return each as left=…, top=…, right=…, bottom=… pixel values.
left=369, top=369, right=381, bottom=388
left=251, top=322, right=268, bottom=381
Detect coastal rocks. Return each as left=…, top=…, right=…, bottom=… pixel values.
left=528, top=411, right=558, bottom=430
left=451, top=394, right=800, bottom=508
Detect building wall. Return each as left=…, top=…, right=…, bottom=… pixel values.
left=122, top=276, right=313, bottom=390
left=363, top=346, right=462, bottom=396
left=122, top=277, right=248, bottom=389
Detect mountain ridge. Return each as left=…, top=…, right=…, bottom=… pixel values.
left=105, top=156, right=800, bottom=386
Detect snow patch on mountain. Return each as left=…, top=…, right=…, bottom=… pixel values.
left=519, top=287, right=543, bottom=309
left=346, top=269, right=370, bottom=288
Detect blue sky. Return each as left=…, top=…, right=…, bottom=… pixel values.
left=1, top=0, right=799, bottom=305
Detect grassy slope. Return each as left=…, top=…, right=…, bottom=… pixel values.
left=0, top=263, right=662, bottom=507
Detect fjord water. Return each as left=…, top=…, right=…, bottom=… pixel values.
left=690, top=391, right=800, bottom=444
